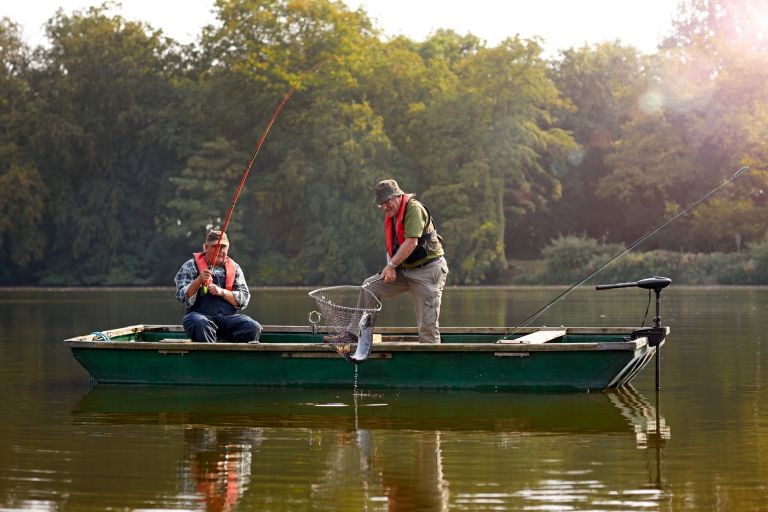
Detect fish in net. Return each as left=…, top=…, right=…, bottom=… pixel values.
left=308, top=285, right=382, bottom=363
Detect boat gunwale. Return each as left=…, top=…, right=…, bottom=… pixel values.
left=66, top=324, right=665, bottom=339
left=64, top=340, right=647, bottom=352
left=64, top=324, right=666, bottom=353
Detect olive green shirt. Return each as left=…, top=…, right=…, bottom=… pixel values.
left=399, top=199, right=444, bottom=269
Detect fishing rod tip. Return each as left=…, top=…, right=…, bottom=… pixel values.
left=727, top=166, right=750, bottom=181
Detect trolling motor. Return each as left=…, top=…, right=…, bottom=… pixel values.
left=595, top=276, right=671, bottom=389
left=596, top=277, right=670, bottom=332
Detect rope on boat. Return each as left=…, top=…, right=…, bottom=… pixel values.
left=91, top=331, right=111, bottom=342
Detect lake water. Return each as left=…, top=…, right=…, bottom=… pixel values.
left=0, top=286, right=766, bottom=511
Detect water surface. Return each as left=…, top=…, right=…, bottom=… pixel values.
left=0, top=286, right=765, bottom=510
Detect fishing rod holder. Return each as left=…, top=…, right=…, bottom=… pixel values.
left=595, top=276, right=671, bottom=389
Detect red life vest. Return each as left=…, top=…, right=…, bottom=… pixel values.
left=384, top=193, right=413, bottom=257
left=193, top=252, right=236, bottom=291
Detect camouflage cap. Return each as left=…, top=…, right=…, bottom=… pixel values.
left=373, top=179, right=405, bottom=204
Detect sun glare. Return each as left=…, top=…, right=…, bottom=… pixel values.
left=755, top=13, right=768, bottom=41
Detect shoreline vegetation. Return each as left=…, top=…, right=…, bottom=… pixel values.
left=507, top=235, right=768, bottom=286
left=1, top=2, right=767, bottom=288
left=6, top=235, right=768, bottom=288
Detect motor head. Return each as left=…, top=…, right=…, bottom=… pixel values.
left=635, top=276, right=671, bottom=291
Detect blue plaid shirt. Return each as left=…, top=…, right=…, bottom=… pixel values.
left=174, top=257, right=251, bottom=310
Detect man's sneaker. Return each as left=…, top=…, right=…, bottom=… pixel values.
left=322, top=331, right=358, bottom=344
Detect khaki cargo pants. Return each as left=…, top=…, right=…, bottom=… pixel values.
left=363, top=257, right=449, bottom=344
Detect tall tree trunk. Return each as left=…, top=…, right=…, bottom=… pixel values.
left=496, top=176, right=508, bottom=272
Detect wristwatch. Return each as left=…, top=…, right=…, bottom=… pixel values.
left=387, top=261, right=397, bottom=269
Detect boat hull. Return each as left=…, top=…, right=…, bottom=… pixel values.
left=65, top=325, right=666, bottom=391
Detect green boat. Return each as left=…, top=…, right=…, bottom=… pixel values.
left=63, top=323, right=667, bottom=391
left=64, top=276, right=671, bottom=391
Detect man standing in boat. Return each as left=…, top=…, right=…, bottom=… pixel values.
left=329, top=179, right=448, bottom=344
left=174, top=230, right=262, bottom=343
left=369, top=179, right=448, bottom=343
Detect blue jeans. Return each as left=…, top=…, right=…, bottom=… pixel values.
left=182, top=312, right=262, bottom=343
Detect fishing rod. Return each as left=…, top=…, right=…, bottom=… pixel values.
left=203, top=60, right=328, bottom=288
left=498, top=165, right=750, bottom=341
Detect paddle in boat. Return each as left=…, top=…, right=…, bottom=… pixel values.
left=63, top=277, right=671, bottom=391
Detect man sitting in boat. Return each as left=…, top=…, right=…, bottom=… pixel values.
left=174, top=230, right=262, bottom=343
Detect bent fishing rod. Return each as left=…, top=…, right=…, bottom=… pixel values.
left=203, top=60, right=328, bottom=285
left=498, top=165, right=750, bottom=341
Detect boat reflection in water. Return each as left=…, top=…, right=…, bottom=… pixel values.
left=607, top=388, right=671, bottom=450
left=72, top=386, right=670, bottom=511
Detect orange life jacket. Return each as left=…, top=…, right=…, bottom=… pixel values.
left=193, top=252, right=236, bottom=291
left=385, top=194, right=413, bottom=257
left=384, top=194, right=441, bottom=266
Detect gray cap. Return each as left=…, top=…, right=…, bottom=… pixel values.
left=205, top=230, right=229, bottom=247
left=373, top=179, right=404, bottom=204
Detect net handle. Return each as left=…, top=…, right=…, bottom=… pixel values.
left=362, top=274, right=384, bottom=288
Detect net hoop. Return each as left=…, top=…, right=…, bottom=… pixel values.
left=308, top=286, right=382, bottom=314
left=308, top=285, right=382, bottom=335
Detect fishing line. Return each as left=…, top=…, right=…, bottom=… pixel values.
left=498, top=165, right=750, bottom=341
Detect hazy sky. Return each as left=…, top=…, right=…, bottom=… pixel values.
left=4, top=0, right=680, bottom=56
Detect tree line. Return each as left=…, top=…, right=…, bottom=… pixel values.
left=1, top=0, right=766, bottom=286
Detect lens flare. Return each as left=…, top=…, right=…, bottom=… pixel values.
left=638, top=88, right=664, bottom=115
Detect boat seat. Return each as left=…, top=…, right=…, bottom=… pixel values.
left=498, top=329, right=566, bottom=344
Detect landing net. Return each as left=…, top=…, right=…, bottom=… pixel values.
left=308, top=285, right=382, bottom=336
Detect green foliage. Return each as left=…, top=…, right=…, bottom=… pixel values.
left=25, top=5, right=188, bottom=284
left=406, top=36, right=577, bottom=283
left=524, top=43, right=652, bottom=257
left=252, top=251, right=305, bottom=286
left=0, top=18, right=31, bottom=149
left=1, top=0, right=768, bottom=287
left=166, top=137, right=252, bottom=253
left=532, top=235, right=768, bottom=285
left=745, top=238, right=768, bottom=284
left=598, top=0, right=768, bottom=251
left=0, top=163, right=47, bottom=268
left=540, top=234, right=622, bottom=284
